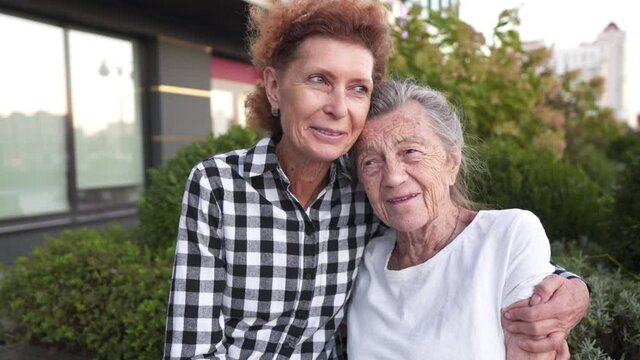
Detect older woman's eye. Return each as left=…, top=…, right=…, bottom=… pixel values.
left=361, top=158, right=382, bottom=168
left=405, top=149, right=423, bottom=159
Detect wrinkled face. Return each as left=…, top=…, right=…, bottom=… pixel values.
left=355, top=101, right=460, bottom=232
left=264, top=36, right=374, bottom=163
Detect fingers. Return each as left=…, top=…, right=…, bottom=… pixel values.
left=555, top=340, right=570, bottom=360
left=503, top=317, right=561, bottom=337
left=563, top=277, right=591, bottom=329
left=531, top=274, right=565, bottom=305
left=517, top=331, right=566, bottom=353
left=504, top=301, right=562, bottom=324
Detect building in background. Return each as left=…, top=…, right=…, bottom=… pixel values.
left=552, top=23, right=627, bottom=122
left=0, top=0, right=261, bottom=264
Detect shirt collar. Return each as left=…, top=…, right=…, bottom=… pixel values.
left=243, top=135, right=354, bottom=183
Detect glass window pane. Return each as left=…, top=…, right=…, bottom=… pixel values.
left=0, top=13, right=69, bottom=219
left=211, top=78, right=256, bottom=135
left=211, top=89, right=234, bottom=135
left=68, top=30, right=144, bottom=192
left=235, top=92, right=248, bottom=127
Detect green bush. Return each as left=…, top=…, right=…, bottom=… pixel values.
left=471, top=138, right=611, bottom=242
left=0, top=226, right=172, bottom=359
left=552, top=243, right=640, bottom=359
left=607, top=151, right=640, bottom=272
left=138, top=125, right=261, bottom=251
left=567, top=144, right=617, bottom=195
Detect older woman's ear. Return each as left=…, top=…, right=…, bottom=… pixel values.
left=263, top=66, right=280, bottom=110
left=446, top=150, right=462, bottom=186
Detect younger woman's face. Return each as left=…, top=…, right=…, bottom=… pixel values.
left=264, top=36, right=374, bottom=164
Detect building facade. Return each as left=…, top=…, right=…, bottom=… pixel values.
left=0, top=0, right=259, bottom=264
left=552, top=23, right=627, bottom=122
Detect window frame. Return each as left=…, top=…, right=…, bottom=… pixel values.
left=0, top=8, right=149, bottom=233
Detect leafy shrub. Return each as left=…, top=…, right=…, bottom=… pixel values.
left=0, top=226, right=172, bottom=359
left=471, top=138, right=611, bottom=243
left=552, top=242, right=640, bottom=359
left=607, top=151, right=640, bottom=272
left=137, top=125, right=260, bottom=251
left=567, top=144, right=617, bottom=195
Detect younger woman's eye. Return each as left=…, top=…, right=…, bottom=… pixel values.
left=354, top=85, right=369, bottom=95
left=309, top=75, right=325, bottom=83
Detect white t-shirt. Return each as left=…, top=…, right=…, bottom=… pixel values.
left=347, top=209, right=555, bottom=360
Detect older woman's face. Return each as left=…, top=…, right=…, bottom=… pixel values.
left=356, top=101, right=459, bottom=232
left=265, top=36, right=374, bottom=163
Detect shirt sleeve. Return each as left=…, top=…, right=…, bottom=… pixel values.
left=164, top=163, right=228, bottom=359
left=551, top=261, right=590, bottom=294
left=502, top=211, right=556, bottom=308
left=551, top=261, right=578, bottom=279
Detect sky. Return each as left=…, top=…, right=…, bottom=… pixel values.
left=459, top=0, right=638, bottom=128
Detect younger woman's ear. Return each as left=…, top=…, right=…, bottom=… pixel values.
left=263, top=67, right=280, bottom=109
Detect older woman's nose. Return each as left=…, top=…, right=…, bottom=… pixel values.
left=382, top=160, right=407, bottom=187
left=323, top=89, right=348, bottom=119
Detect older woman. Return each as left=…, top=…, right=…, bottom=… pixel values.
left=347, top=79, right=568, bottom=359
left=164, top=0, right=588, bottom=359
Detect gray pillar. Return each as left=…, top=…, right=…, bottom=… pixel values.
left=148, top=36, right=212, bottom=167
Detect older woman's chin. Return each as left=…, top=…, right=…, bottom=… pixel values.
left=381, top=217, right=426, bottom=233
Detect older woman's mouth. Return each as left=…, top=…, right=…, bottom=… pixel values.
left=387, top=193, right=419, bottom=204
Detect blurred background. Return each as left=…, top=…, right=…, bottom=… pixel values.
left=0, top=0, right=638, bottom=359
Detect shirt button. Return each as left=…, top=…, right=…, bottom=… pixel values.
left=305, top=226, right=314, bottom=235
left=304, top=272, right=313, bottom=280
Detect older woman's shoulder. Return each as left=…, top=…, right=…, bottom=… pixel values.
left=477, top=208, right=539, bottom=221
left=473, top=209, right=543, bottom=232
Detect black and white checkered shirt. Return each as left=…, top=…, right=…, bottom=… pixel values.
left=164, top=136, right=381, bottom=359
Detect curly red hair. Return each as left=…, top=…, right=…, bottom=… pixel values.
left=245, top=0, right=393, bottom=135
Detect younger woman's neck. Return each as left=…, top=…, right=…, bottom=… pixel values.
left=276, top=141, right=332, bottom=209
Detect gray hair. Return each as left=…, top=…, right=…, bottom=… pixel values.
left=367, top=79, right=478, bottom=210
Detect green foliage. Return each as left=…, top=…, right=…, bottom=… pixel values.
left=607, top=149, right=640, bottom=272
left=0, top=227, right=172, bottom=359
left=609, top=132, right=640, bottom=167
left=390, top=7, right=560, bottom=147
left=553, top=243, right=640, bottom=359
left=567, top=144, right=617, bottom=194
left=472, top=139, right=611, bottom=242
left=138, top=125, right=261, bottom=251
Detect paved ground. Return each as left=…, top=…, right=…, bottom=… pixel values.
left=0, top=344, right=89, bottom=360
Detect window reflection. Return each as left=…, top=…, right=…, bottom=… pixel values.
left=211, top=78, right=254, bottom=136
left=0, top=14, right=69, bottom=219
left=0, top=13, right=145, bottom=221
left=68, top=30, right=144, bottom=192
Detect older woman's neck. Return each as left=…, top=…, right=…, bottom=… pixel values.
left=391, top=208, right=462, bottom=270
left=276, top=143, right=332, bottom=209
